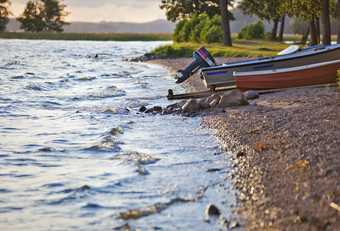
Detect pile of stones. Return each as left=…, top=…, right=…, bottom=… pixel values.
left=138, top=89, right=259, bottom=116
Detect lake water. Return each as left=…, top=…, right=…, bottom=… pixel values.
left=0, top=39, right=236, bottom=230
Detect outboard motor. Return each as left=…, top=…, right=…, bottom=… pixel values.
left=176, top=47, right=216, bottom=83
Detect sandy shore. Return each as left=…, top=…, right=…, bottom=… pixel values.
left=146, top=58, right=340, bottom=230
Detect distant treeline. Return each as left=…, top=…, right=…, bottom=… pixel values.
left=0, top=32, right=172, bottom=41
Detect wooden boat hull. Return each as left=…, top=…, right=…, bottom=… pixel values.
left=233, top=60, right=340, bottom=91
left=201, top=44, right=340, bottom=90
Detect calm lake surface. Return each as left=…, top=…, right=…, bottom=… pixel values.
left=0, top=39, right=236, bottom=230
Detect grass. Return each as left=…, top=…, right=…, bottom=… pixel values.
left=151, top=34, right=293, bottom=58
left=0, top=32, right=172, bottom=41
left=151, top=34, right=339, bottom=58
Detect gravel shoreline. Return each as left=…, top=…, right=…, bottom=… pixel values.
left=146, top=58, right=340, bottom=230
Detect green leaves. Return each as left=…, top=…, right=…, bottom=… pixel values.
left=0, top=0, right=11, bottom=32
left=17, top=0, right=69, bottom=32
left=172, top=13, right=223, bottom=44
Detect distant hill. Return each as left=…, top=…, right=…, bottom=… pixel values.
left=5, top=18, right=176, bottom=33
left=6, top=11, right=294, bottom=34
left=230, top=8, right=293, bottom=34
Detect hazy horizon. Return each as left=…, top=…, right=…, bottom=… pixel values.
left=9, top=0, right=167, bottom=23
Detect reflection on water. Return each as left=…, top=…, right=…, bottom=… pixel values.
left=0, top=39, right=236, bottom=230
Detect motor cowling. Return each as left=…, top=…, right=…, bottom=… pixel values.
left=176, top=47, right=216, bottom=83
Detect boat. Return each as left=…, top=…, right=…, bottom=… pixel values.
left=200, top=44, right=340, bottom=90
left=233, top=60, right=340, bottom=92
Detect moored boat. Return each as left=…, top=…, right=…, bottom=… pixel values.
left=233, top=60, right=340, bottom=92
left=200, top=44, right=340, bottom=90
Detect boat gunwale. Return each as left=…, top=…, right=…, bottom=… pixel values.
left=233, top=60, right=340, bottom=77
left=201, top=44, right=340, bottom=73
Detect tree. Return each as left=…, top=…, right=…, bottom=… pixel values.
left=284, top=0, right=321, bottom=45
left=331, top=0, right=340, bottom=43
left=338, top=0, right=340, bottom=43
left=41, top=0, right=69, bottom=32
left=0, top=0, right=11, bottom=32
left=17, top=1, right=45, bottom=32
left=17, top=0, right=69, bottom=32
left=238, top=0, right=286, bottom=41
left=159, top=0, right=220, bottom=22
left=160, top=0, right=234, bottom=46
left=221, top=0, right=232, bottom=46
left=321, top=0, right=331, bottom=45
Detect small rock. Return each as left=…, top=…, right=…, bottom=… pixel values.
left=145, top=108, right=153, bottom=113
left=205, top=93, right=221, bottom=105
left=229, top=221, right=240, bottom=229
left=205, top=204, right=220, bottom=215
left=153, top=106, right=162, bottom=112
left=236, top=151, right=246, bottom=158
left=182, top=99, right=200, bottom=112
left=138, top=106, right=147, bottom=112
left=250, top=101, right=257, bottom=106
left=81, top=185, right=90, bottom=190
left=218, top=89, right=248, bottom=107
left=244, top=90, right=259, bottom=100
left=197, top=98, right=211, bottom=109
left=210, top=98, right=220, bottom=108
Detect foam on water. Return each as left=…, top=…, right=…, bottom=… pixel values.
left=0, top=39, right=237, bottom=230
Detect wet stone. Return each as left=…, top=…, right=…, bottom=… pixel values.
left=206, top=204, right=220, bottom=215
left=138, top=106, right=147, bottom=112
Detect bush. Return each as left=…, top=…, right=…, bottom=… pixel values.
left=238, top=20, right=265, bottom=40
left=201, top=25, right=223, bottom=44
left=189, top=13, right=209, bottom=43
left=172, top=19, right=188, bottom=42
left=337, top=70, right=340, bottom=89
left=172, top=13, right=222, bottom=44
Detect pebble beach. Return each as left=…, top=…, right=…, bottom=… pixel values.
left=147, top=58, right=340, bottom=230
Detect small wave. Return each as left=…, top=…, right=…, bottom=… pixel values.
left=24, top=84, right=43, bottom=91
left=77, top=76, right=96, bottom=81
left=119, top=186, right=208, bottom=220
left=90, top=86, right=126, bottom=98
left=11, top=75, right=25, bottom=79
left=86, top=135, right=123, bottom=151
left=111, top=151, right=160, bottom=165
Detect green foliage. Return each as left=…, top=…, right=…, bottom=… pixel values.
left=150, top=44, right=195, bottom=58
left=172, top=18, right=188, bottom=42
left=238, top=20, right=265, bottom=40
left=337, top=70, right=340, bottom=89
left=202, top=25, right=223, bottom=44
left=173, top=13, right=223, bottom=44
left=0, top=0, right=11, bottom=32
left=149, top=38, right=291, bottom=58
left=189, top=13, right=209, bottom=43
left=159, top=0, right=221, bottom=22
left=17, top=0, right=69, bottom=32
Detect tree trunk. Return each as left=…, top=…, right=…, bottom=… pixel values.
left=302, top=26, right=310, bottom=44
left=278, top=15, right=285, bottom=42
left=220, top=0, right=232, bottom=46
left=270, top=17, right=279, bottom=41
left=309, top=18, right=318, bottom=45
left=321, top=0, right=331, bottom=45
left=338, top=21, right=340, bottom=44
left=338, top=0, right=340, bottom=44
left=314, top=14, right=320, bottom=44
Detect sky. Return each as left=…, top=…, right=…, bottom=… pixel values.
left=9, top=0, right=167, bottom=23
